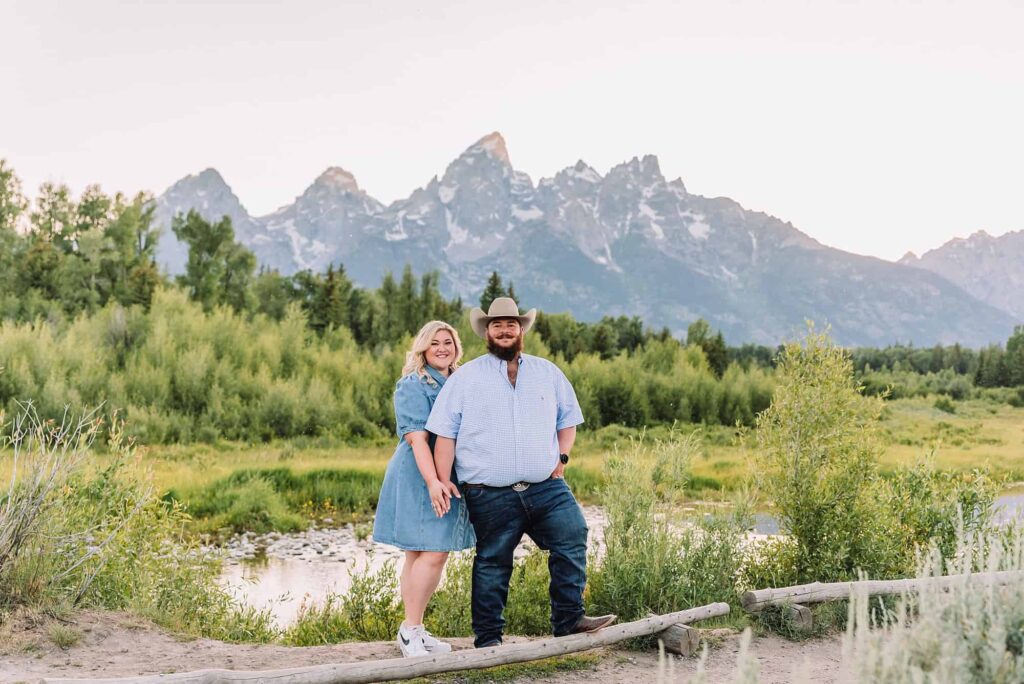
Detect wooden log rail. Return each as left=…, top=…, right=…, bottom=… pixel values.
left=740, top=569, right=1024, bottom=614
left=41, top=602, right=730, bottom=684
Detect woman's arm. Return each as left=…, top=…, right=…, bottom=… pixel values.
left=406, top=431, right=460, bottom=516
left=433, top=436, right=456, bottom=486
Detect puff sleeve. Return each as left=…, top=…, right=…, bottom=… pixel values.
left=394, top=376, right=432, bottom=437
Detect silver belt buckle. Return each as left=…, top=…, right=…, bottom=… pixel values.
left=511, top=482, right=530, bottom=492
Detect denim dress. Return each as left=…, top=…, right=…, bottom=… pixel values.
left=372, top=366, right=475, bottom=551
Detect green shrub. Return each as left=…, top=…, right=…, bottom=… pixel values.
left=207, top=479, right=306, bottom=535
left=0, top=406, right=276, bottom=643
left=755, top=327, right=906, bottom=582
left=175, top=467, right=382, bottom=531
left=283, top=559, right=403, bottom=644
left=587, top=433, right=747, bottom=633
left=933, top=395, right=957, bottom=413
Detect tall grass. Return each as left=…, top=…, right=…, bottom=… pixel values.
left=0, top=404, right=276, bottom=641
left=587, top=431, right=749, bottom=630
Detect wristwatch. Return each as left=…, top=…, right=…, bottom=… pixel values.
left=559, top=453, right=570, bottom=465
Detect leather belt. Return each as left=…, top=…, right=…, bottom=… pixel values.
left=464, top=481, right=534, bottom=492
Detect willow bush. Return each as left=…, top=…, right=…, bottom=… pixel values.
left=0, top=289, right=778, bottom=445
left=751, top=326, right=999, bottom=587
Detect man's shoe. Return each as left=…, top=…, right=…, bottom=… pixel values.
left=477, top=638, right=502, bottom=648
left=570, top=614, right=617, bottom=634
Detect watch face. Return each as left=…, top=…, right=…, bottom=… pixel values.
left=559, top=453, right=569, bottom=464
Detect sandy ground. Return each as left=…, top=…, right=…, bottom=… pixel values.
left=0, top=610, right=844, bottom=683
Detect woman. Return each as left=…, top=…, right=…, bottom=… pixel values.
left=372, top=320, right=475, bottom=657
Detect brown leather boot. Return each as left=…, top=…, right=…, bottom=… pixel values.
left=570, top=614, right=617, bottom=634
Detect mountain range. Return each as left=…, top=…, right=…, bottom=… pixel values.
left=152, top=133, right=1020, bottom=347
left=900, top=230, right=1024, bottom=325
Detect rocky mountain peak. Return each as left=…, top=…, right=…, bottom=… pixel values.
left=313, top=166, right=361, bottom=194
left=606, top=155, right=666, bottom=191
left=470, top=131, right=511, bottom=164
left=194, top=167, right=229, bottom=187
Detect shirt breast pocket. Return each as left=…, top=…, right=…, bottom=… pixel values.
left=532, top=390, right=558, bottom=421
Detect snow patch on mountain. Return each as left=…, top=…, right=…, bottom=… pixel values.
left=513, top=206, right=544, bottom=222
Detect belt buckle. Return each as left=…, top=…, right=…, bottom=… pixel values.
left=511, top=482, right=530, bottom=492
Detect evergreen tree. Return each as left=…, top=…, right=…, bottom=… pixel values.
left=377, top=272, right=401, bottom=343
left=591, top=322, right=619, bottom=360
left=1006, top=326, right=1024, bottom=387
left=705, top=331, right=729, bottom=378
left=324, top=264, right=354, bottom=331
left=506, top=281, right=518, bottom=305
left=396, top=265, right=419, bottom=334
left=480, top=271, right=506, bottom=310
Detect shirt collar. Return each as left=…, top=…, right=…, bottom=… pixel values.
left=487, top=352, right=524, bottom=367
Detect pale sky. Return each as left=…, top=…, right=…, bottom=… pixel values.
left=3, top=0, right=1022, bottom=260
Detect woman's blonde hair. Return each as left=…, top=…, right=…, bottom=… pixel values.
left=402, top=320, right=464, bottom=385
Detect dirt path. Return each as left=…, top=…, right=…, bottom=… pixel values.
left=1, top=611, right=844, bottom=683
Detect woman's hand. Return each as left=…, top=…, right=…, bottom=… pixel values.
left=427, top=479, right=461, bottom=517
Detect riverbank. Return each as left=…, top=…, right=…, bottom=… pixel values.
left=0, top=609, right=844, bottom=683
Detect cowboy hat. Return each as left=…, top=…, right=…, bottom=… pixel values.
left=470, top=297, right=537, bottom=339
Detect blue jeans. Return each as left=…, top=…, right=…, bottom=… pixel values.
left=463, top=477, right=588, bottom=647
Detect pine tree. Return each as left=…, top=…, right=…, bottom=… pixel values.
left=1006, top=326, right=1024, bottom=387
left=705, top=332, right=729, bottom=378
left=396, top=265, right=419, bottom=334
left=480, top=271, right=506, bottom=310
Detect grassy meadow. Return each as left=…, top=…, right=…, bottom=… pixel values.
left=99, top=395, right=1020, bottom=536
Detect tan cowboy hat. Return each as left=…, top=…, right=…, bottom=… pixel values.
left=470, top=297, right=537, bottom=339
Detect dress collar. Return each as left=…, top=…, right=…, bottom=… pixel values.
left=425, top=364, right=448, bottom=387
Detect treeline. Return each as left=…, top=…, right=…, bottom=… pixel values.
left=0, top=163, right=465, bottom=350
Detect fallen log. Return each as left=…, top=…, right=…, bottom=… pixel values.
left=42, top=602, right=730, bottom=684
left=741, top=570, right=1024, bottom=613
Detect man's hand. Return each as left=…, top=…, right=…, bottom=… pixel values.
left=428, top=479, right=461, bottom=517
left=550, top=462, right=566, bottom=479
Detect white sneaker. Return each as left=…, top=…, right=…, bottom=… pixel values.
left=418, top=627, right=453, bottom=654
left=397, top=623, right=428, bottom=657
left=398, top=623, right=452, bottom=656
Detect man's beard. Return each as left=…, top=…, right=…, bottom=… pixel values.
left=487, top=333, right=524, bottom=362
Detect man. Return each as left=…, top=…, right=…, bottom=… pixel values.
left=427, top=297, right=616, bottom=648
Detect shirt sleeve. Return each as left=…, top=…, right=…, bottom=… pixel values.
left=554, top=368, right=585, bottom=430
left=394, top=376, right=431, bottom=437
left=425, top=375, right=462, bottom=439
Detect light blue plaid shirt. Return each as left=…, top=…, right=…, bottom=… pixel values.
left=425, top=352, right=584, bottom=487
